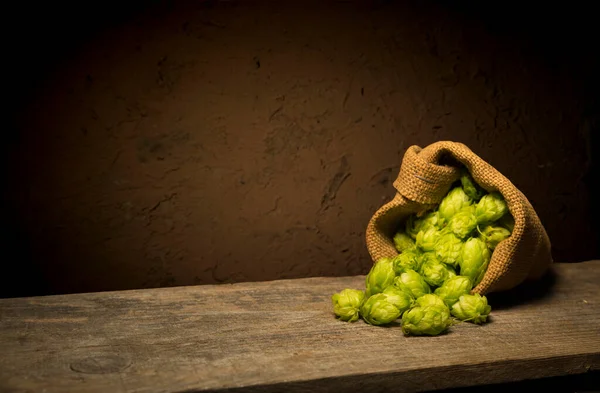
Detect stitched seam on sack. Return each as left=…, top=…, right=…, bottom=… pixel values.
left=413, top=174, right=435, bottom=184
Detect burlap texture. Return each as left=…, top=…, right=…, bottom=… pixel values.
left=365, top=141, right=552, bottom=295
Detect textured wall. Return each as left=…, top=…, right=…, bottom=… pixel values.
left=5, top=1, right=598, bottom=297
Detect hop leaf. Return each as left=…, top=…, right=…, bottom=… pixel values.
left=438, top=187, right=472, bottom=222
left=365, top=258, right=396, bottom=297
left=459, top=237, right=491, bottom=288
left=460, top=171, right=485, bottom=201
left=434, top=276, right=472, bottom=307
left=479, top=224, right=511, bottom=250
left=360, top=293, right=402, bottom=326
left=393, top=269, right=431, bottom=299
left=416, top=226, right=443, bottom=252
left=451, top=293, right=492, bottom=324
left=331, top=289, right=365, bottom=322
left=448, top=206, right=478, bottom=239
left=392, top=248, right=422, bottom=275
left=406, top=211, right=443, bottom=240
left=393, top=231, right=416, bottom=253
left=401, top=304, right=451, bottom=336
left=434, top=232, right=464, bottom=267
left=475, top=192, right=508, bottom=224
left=382, top=286, right=414, bottom=315
left=420, top=254, right=456, bottom=287
left=415, top=293, right=448, bottom=309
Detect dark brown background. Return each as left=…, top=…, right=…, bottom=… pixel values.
left=3, top=1, right=599, bottom=298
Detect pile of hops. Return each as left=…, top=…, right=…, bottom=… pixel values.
left=331, top=170, right=514, bottom=335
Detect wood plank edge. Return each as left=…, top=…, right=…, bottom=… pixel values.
left=191, top=352, right=600, bottom=393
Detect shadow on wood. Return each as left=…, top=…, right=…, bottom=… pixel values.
left=486, top=264, right=558, bottom=310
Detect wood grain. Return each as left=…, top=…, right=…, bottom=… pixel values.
left=1, top=261, right=599, bottom=393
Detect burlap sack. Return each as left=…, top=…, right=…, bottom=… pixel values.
left=365, top=141, right=552, bottom=295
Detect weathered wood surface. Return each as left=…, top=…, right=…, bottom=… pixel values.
left=0, top=261, right=599, bottom=393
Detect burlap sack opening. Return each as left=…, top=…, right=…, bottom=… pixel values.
left=365, top=141, right=553, bottom=295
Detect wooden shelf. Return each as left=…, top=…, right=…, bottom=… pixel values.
left=1, top=261, right=599, bottom=393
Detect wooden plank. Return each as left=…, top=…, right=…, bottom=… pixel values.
left=0, top=261, right=599, bottom=393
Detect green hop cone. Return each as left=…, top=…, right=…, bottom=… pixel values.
left=406, top=211, right=443, bottom=240
left=438, top=187, right=472, bottom=222
left=393, top=269, right=431, bottom=299
left=365, top=257, right=396, bottom=297
left=459, top=237, right=491, bottom=288
left=475, top=192, right=508, bottom=224
left=401, top=304, right=451, bottom=336
left=420, top=251, right=440, bottom=266
left=331, top=289, right=365, bottom=322
left=393, top=231, right=416, bottom=253
left=415, top=293, right=447, bottom=309
left=434, top=232, right=464, bottom=267
left=434, top=275, right=472, bottom=307
left=382, top=286, right=414, bottom=315
left=497, top=213, right=515, bottom=233
left=451, top=293, right=492, bottom=324
left=360, top=293, right=402, bottom=326
left=416, top=226, right=443, bottom=252
left=392, top=248, right=422, bottom=275
left=460, top=170, right=485, bottom=201
left=420, top=254, right=456, bottom=287
left=478, top=224, right=511, bottom=250
left=448, top=206, right=478, bottom=239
